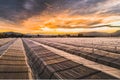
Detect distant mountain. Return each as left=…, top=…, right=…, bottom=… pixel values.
left=3, top=32, right=22, bottom=35
left=0, top=32, right=22, bottom=38
left=0, top=32, right=50, bottom=38
left=0, top=30, right=120, bottom=38
left=112, top=30, right=120, bottom=37
left=82, top=32, right=111, bottom=37
left=80, top=30, right=120, bottom=37
left=0, top=32, right=31, bottom=38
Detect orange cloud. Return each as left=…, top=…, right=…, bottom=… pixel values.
left=1, top=9, right=120, bottom=34
left=22, top=11, right=105, bottom=29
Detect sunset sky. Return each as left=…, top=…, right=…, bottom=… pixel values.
left=0, top=0, right=120, bottom=34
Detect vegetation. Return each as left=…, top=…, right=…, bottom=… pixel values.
left=0, top=30, right=120, bottom=38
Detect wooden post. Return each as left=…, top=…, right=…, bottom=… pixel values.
left=115, top=46, right=117, bottom=52
left=92, top=44, right=94, bottom=54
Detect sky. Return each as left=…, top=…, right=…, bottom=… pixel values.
left=0, top=0, right=120, bottom=34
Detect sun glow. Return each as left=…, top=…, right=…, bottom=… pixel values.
left=0, top=12, right=120, bottom=34
left=0, top=0, right=120, bottom=34
left=1, top=10, right=120, bottom=34
left=109, top=21, right=120, bottom=26
left=20, top=11, right=120, bottom=34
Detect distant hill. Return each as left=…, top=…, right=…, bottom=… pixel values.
left=79, top=30, right=120, bottom=37
left=82, top=32, right=111, bottom=37
left=112, top=30, right=120, bottom=37
left=0, top=32, right=30, bottom=38
left=0, top=32, right=52, bottom=38
left=0, top=30, right=120, bottom=38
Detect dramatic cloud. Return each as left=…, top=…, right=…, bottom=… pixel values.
left=0, top=0, right=120, bottom=34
